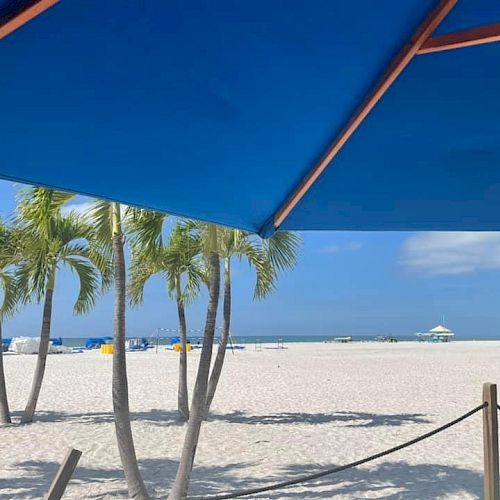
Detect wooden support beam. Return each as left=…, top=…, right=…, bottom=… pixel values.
left=45, top=448, right=82, bottom=500
left=272, top=0, right=457, bottom=229
left=418, top=23, right=500, bottom=54
left=483, top=383, right=500, bottom=500
left=0, top=0, right=59, bottom=40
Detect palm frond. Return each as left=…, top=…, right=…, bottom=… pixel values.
left=128, top=248, right=165, bottom=305
left=13, top=234, right=53, bottom=303
left=129, top=219, right=204, bottom=305
left=12, top=195, right=108, bottom=314
left=14, top=260, right=43, bottom=304
left=0, top=218, right=18, bottom=268
left=88, top=242, right=113, bottom=292
left=126, top=207, right=167, bottom=255
left=62, top=256, right=100, bottom=315
left=86, top=199, right=114, bottom=246
left=15, top=187, right=75, bottom=239
left=0, top=269, right=18, bottom=319
left=59, top=236, right=112, bottom=300
left=214, top=229, right=300, bottom=300
left=248, top=247, right=277, bottom=300
left=262, top=231, right=300, bottom=273
left=181, top=261, right=204, bottom=304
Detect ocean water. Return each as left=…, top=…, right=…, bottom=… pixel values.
left=58, top=334, right=492, bottom=348
left=61, top=335, right=343, bottom=348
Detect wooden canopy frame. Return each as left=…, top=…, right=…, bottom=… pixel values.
left=419, top=22, right=500, bottom=54
left=0, top=0, right=58, bottom=40
left=272, top=2, right=500, bottom=230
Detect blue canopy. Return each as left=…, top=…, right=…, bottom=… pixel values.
left=1, top=0, right=499, bottom=235
left=85, top=336, right=113, bottom=349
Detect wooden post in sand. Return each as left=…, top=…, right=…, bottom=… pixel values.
left=483, top=383, right=499, bottom=500
left=45, top=448, right=82, bottom=500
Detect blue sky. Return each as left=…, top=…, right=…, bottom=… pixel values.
left=1, top=179, right=500, bottom=338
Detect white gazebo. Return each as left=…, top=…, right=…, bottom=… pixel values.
left=416, top=324, right=455, bottom=343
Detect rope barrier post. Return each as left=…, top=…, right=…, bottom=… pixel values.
left=45, top=448, right=82, bottom=500
left=483, top=383, right=499, bottom=500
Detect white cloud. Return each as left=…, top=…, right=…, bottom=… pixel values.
left=400, top=232, right=500, bottom=276
left=319, top=241, right=363, bottom=254
left=61, top=201, right=94, bottom=217
left=61, top=200, right=129, bottom=219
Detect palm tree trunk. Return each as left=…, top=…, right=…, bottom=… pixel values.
left=0, top=320, right=11, bottom=424
left=112, top=220, right=149, bottom=499
left=176, top=281, right=189, bottom=422
left=168, top=245, right=220, bottom=500
left=204, top=256, right=231, bottom=418
left=21, top=278, right=54, bottom=424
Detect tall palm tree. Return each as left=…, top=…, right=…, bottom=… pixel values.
left=129, top=222, right=204, bottom=421
left=169, top=223, right=220, bottom=499
left=0, top=271, right=14, bottom=425
left=88, top=201, right=149, bottom=500
left=14, top=188, right=108, bottom=424
left=0, top=219, right=17, bottom=425
left=204, top=229, right=300, bottom=417
left=127, top=214, right=222, bottom=497
left=127, top=215, right=297, bottom=498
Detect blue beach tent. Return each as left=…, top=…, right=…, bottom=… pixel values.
left=1, top=1, right=500, bottom=234
left=85, top=336, right=113, bottom=350
left=1, top=338, right=11, bottom=352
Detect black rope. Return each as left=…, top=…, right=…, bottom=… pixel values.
left=195, top=403, right=486, bottom=500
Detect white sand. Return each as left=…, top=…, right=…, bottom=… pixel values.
left=1, top=341, right=499, bottom=499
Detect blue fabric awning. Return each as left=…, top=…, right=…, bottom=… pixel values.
left=1, top=0, right=499, bottom=235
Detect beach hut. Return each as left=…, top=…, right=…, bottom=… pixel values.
left=429, top=324, right=455, bottom=342
left=416, top=325, right=454, bottom=342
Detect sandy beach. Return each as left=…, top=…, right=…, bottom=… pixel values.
left=1, top=341, right=499, bottom=499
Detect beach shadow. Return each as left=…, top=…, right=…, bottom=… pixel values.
left=0, top=455, right=482, bottom=499
left=0, top=457, right=255, bottom=499
left=210, top=410, right=431, bottom=427
left=15, top=408, right=431, bottom=430
left=193, top=461, right=483, bottom=499
left=335, top=411, right=432, bottom=428
left=11, top=408, right=431, bottom=430
left=16, top=408, right=186, bottom=427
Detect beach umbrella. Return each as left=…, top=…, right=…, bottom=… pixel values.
left=1, top=0, right=500, bottom=235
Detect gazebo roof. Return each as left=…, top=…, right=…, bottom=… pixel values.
left=429, top=325, right=454, bottom=334
left=1, top=1, right=500, bottom=235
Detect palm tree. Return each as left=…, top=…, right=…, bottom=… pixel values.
left=0, top=275, right=13, bottom=425
left=0, top=219, right=17, bottom=425
left=127, top=215, right=298, bottom=497
left=204, top=229, right=300, bottom=417
left=127, top=214, right=222, bottom=497
left=14, top=188, right=108, bottom=424
left=129, top=222, right=204, bottom=421
left=169, top=223, right=220, bottom=499
left=88, top=201, right=149, bottom=500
